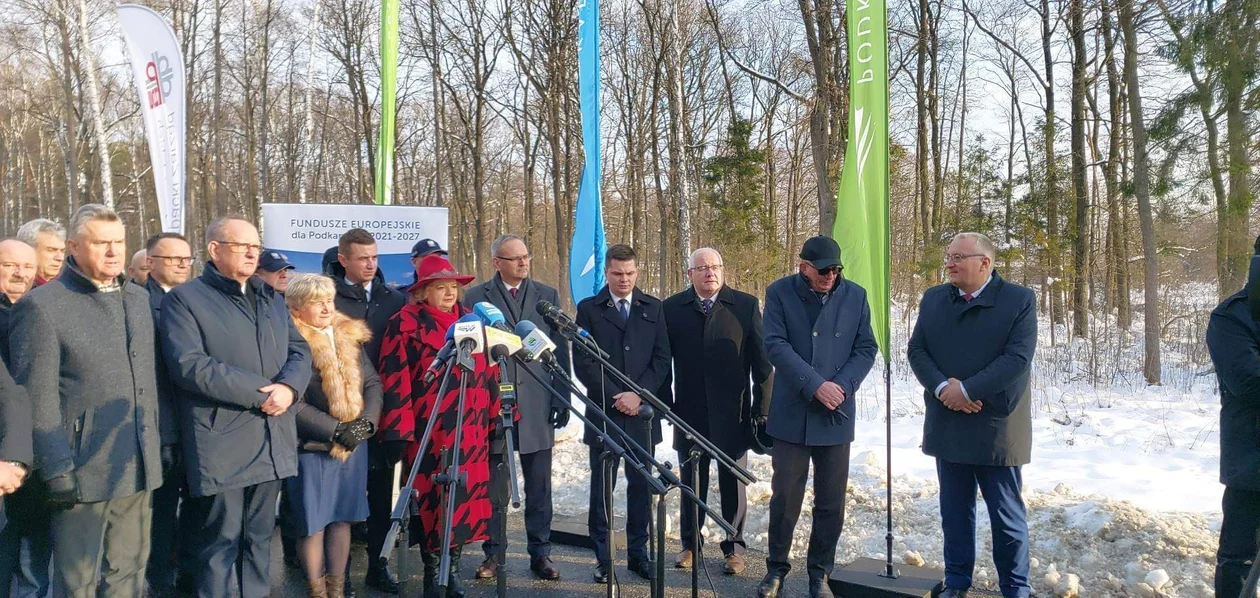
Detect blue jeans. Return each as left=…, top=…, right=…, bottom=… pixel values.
left=936, top=459, right=1031, bottom=597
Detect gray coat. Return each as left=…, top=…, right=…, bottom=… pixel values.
left=908, top=271, right=1036, bottom=467
left=763, top=274, right=878, bottom=446
left=160, top=263, right=312, bottom=497
left=464, top=274, right=572, bottom=454
left=6, top=258, right=163, bottom=502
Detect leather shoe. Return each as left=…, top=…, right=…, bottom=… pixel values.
left=593, top=563, right=610, bottom=584
left=675, top=549, right=693, bottom=569
left=757, top=570, right=785, bottom=598
left=363, top=558, right=400, bottom=594
left=475, top=556, right=498, bottom=579
left=628, top=558, right=655, bottom=580
left=809, top=576, right=835, bottom=598
left=939, top=588, right=969, bottom=598
left=723, top=553, right=746, bottom=575
left=530, top=557, right=560, bottom=580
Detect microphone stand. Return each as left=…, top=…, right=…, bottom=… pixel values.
left=436, top=340, right=479, bottom=591
left=514, top=354, right=739, bottom=598
left=491, top=351, right=522, bottom=598
left=379, top=357, right=457, bottom=594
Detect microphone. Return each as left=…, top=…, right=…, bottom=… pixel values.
left=535, top=299, right=597, bottom=343
left=514, top=320, right=558, bottom=365
left=473, top=302, right=523, bottom=360
left=423, top=313, right=481, bottom=384
left=452, top=318, right=486, bottom=355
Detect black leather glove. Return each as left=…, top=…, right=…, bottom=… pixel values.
left=44, top=472, right=80, bottom=508
left=549, top=406, right=570, bottom=429
left=160, top=444, right=181, bottom=477
left=334, top=419, right=375, bottom=450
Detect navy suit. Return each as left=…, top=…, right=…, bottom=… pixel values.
left=1206, top=255, right=1260, bottom=597
left=573, top=286, right=671, bottom=565
left=761, top=273, right=877, bottom=582
left=908, top=271, right=1035, bottom=597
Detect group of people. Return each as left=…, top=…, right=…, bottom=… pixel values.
left=30, top=202, right=1260, bottom=598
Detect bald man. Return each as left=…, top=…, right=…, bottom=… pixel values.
left=127, top=249, right=150, bottom=286
left=0, top=239, right=37, bottom=364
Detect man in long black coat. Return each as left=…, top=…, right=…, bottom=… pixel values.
left=140, top=232, right=195, bottom=595
left=574, top=244, right=671, bottom=584
left=663, top=248, right=771, bottom=576
left=160, top=216, right=311, bottom=598
left=0, top=361, right=31, bottom=534
left=1206, top=244, right=1260, bottom=598
left=329, top=229, right=407, bottom=593
left=908, top=232, right=1036, bottom=598
left=464, top=233, right=571, bottom=581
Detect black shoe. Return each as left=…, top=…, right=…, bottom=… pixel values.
left=593, top=563, right=610, bottom=584
left=627, top=558, right=655, bottom=581
left=939, top=588, right=969, bottom=598
left=364, top=557, right=400, bottom=594
left=530, top=556, right=561, bottom=580
left=757, top=570, right=786, bottom=598
left=809, top=576, right=835, bottom=598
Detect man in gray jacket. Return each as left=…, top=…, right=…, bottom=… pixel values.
left=7, top=204, right=163, bottom=597
left=160, top=216, right=311, bottom=598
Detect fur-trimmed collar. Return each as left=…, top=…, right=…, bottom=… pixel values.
left=294, top=312, right=372, bottom=460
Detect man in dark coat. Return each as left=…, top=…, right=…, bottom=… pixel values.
left=8, top=204, right=164, bottom=596
left=464, top=233, right=571, bottom=581
left=0, top=362, right=31, bottom=533
left=160, top=216, right=312, bottom=598
left=330, top=229, right=407, bottom=594
left=1206, top=246, right=1260, bottom=598
left=758, top=236, right=877, bottom=598
left=140, top=232, right=195, bottom=595
left=574, top=244, right=671, bottom=584
left=0, top=238, right=46, bottom=597
left=663, top=247, right=772, bottom=576
left=908, top=232, right=1035, bottom=598
left=0, top=238, right=37, bottom=367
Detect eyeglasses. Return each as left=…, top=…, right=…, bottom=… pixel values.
left=943, top=253, right=986, bottom=264
left=151, top=255, right=193, bottom=267
left=688, top=264, right=724, bottom=274
left=495, top=254, right=532, bottom=264
left=214, top=241, right=263, bottom=254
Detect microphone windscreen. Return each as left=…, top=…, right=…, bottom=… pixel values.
left=474, top=302, right=507, bottom=327
left=515, top=320, right=540, bottom=337
left=447, top=313, right=481, bottom=340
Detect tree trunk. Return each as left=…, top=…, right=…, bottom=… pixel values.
left=1070, top=0, right=1090, bottom=337
left=1118, top=0, right=1159, bottom=385
left=78, top=0, right=113, bottom=208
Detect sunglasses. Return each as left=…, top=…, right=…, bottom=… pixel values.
left=815, top=265, right=841, bottom=276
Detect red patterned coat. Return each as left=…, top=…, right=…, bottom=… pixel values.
left=378, top=302, right=500, bottom=551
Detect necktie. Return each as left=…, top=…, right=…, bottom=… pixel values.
left=510, top=288, right=518, bottom=299
left=963, top=293, right=974, bottom=302
left=700, top=298, right=713, bottom=314
left=619, top=299, right=630, bottom=322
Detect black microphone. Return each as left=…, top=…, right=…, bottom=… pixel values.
left=638, top=404, right=655, bottom=419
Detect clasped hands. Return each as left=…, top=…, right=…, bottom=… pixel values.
left=612, top=391, right=642, bottom=416
left=939, top=378, right=982, bottom=413
left=259, top=383, right=295, bottom=416
left=334, top=418, right=376, bottom=450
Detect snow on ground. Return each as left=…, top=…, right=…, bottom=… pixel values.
left=543, top=298, right=1225, bottom=597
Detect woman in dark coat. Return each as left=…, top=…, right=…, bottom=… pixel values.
left=284, top=274, right=382, bottom=598
left=377, top=255, right=499, bottom=597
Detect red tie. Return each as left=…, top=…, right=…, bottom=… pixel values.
left=510, top=288, right=518, bottom=299
left=963, top=293, right=974, bottom=302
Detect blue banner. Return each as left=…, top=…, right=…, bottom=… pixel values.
left=570, top=0, right=606, bottom=304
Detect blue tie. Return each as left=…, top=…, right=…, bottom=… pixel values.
left=619, top=299, right=630, bottom=322
left=701, top=298, right=713, bottom=314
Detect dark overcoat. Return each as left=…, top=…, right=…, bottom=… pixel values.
left=160, top=262, right=312, bottom=497
left=663, top=285, right=773, bottom=455
left=464, top=273, right=572, bottom=455
left=0, top=362, right=32, bottom=530
left=907, top=271, right=1036, bottom=467
left=573, top=287, right=672, bottom=447
left=762, top=274, right=878, bottom=446
left=8, top=259, right=163, bottom=502
left=1207, top=256, right=1260, bottom=491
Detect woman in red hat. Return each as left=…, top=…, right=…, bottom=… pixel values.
left=376, top=254, right=498, bottom=597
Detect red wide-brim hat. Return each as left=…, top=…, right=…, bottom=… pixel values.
left=406, top=254, right=475, bottom=294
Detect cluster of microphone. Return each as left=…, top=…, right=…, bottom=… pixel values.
left=422, top=301, right=569, bottom=385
